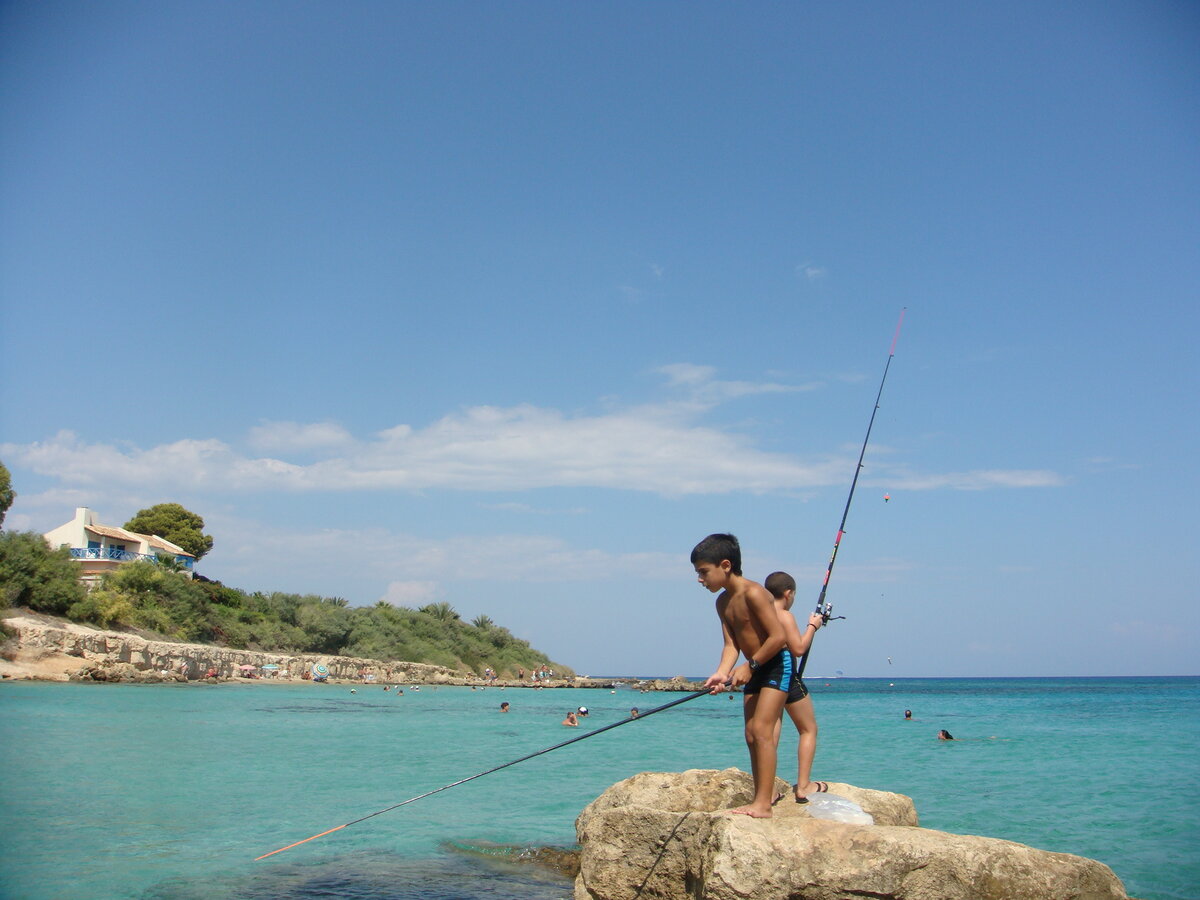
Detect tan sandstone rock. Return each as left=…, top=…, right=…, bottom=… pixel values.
left=574, top=768, right=1127, bottom=900
left=0, top=612, right=461, bottom=683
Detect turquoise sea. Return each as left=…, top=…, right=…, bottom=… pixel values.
left=1, top=676, right=1197, bottom=900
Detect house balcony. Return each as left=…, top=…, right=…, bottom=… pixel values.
left=70, top=548, right=194, bottom=569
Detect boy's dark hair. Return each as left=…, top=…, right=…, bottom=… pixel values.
left=764, top=571, right=796, bottom=598
left=690, top=533, right=742, bottom=575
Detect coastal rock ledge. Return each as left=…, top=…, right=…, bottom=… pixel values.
left=574, top=769, right=1128, bottom=900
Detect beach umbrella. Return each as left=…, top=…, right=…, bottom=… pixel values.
left=313, top=664, right=329, bottom=676
left=238, top=664, right=256, bottom=670
left=261, top=664, right=280, bottom=670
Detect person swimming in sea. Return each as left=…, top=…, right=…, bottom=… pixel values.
left=937, top=729, right=955, bottom=740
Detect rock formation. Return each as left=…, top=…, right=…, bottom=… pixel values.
left=573, top=768, right=1128, bottom=900
left=0, top=612, right=461, bottom=683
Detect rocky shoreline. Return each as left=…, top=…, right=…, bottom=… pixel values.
left=0, top=610, right=576, bottom=686
left=0, top=610, right=702, bottom=691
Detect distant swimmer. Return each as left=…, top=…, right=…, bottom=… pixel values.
left=630, top=708, right=639, bottom=719
left=562, top=711, right=579, bottom=727
left=904, top=709, right=912, bottom=720
left=500, top=702, right=510, bottom=712
left=577, top=706, right=589, bottom=717
left=937, top=729, right=955, bottom=741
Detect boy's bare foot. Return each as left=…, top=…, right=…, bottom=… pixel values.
left=729, top=804, right=773, bottom=818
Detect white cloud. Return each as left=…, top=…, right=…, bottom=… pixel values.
left=886, top=470, right=1066, bottom=490
left=248, top=421, right=354, bottom=452
left=380, top=581, right=441, bottom=606
left=655, top=364, right=819, bottom=405
left=0, top=369, right=1063, bottom=500
left=207, top=517, right=681, bottom=589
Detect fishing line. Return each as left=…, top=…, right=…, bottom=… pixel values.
left=254, top=686, right=713, bottom=860
left=794, top=308, right=905, bottom=681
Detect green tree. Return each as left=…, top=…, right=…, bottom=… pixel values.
left=0, top=460, right=15, bottom=528
left=419, top=601, right=459, bottom=622
left=295, top=600, right=354, bottom=654
left=124, top=503, right=214, bottom=560
left=472, top=614, right=494, bottom=630
left=0, top=531, right=86, bottom=614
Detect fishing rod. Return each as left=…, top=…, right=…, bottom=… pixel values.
left=254, top=686, right=713, bottom=861
left=794, top=308, right=905, bottom=681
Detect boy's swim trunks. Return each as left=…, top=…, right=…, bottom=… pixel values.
left=787, top=676, right=809, bottom=703
left=745, top=650, right=793, bottom=694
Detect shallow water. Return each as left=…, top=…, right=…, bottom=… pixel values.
left=1, top=677, right=1196, bottom=900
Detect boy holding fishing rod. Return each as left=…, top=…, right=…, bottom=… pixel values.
left=764, top=571, right=827, bottom=802
left=694, top=533, right=790, bottom=818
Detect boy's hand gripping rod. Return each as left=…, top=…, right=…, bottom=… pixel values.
left=254, top=685, right=713, bottom=861
left=794, top=309, right=905, bottom=681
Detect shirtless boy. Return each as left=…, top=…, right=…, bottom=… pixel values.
left=764, top=571, right=827, bottom=801
left=693, top=533, right=790, bottom=818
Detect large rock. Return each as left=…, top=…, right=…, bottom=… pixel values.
left=574, top=769, right=1127, bottom=900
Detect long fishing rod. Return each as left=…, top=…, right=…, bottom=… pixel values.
left=254, top=686, right=713, bottom=861
left=794, top=308, right=905, bottom=681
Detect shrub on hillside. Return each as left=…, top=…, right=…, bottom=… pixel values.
left=68, top=589, right=136, bottom=629
left=0, top=531, right=86, bottom=615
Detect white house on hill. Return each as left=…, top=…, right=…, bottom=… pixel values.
left=44, top=507, right=196, bottom=585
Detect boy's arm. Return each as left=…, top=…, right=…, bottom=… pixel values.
left=704, top=616, right=740, bottom=692
left=781, top=609, right=824, bottom=656
left=778, top=608, right=806, bottom=656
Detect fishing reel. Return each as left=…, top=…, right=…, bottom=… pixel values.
left=818, top=602, right=846, bottom=625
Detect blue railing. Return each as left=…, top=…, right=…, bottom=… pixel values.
left=70, top=548, right=193, bottom=568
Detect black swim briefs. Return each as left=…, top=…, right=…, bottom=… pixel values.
left=786, top=676, right=809, bottom=703
left=744, top=650, right=793, bottom=694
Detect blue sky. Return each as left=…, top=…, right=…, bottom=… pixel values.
left=2, top=1, right=1197, bottom=677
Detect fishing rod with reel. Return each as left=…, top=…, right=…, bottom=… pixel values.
left=795, top=308, right=904, bottom=681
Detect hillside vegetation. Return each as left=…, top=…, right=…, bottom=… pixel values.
left=0, top=530, right=567, bottom=677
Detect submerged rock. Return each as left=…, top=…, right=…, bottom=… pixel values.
left=574, top=768, right=1128, bottom=900
left=444, top=839, right=580, bottom=879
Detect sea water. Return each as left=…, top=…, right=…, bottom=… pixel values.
left=1, top=677, right=1196, bottom=900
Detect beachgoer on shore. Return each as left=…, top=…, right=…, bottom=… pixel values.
left=695, top=533, right=789, bottom=819
left=764, top=570, right=825, bottom=802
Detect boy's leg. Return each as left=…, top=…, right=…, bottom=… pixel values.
left=785, top=695, right=819, bottom=796
left=734, top=686, right=789, bottom=817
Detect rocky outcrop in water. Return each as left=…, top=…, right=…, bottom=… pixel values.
left=573, top=768, right=1129, bottom=900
